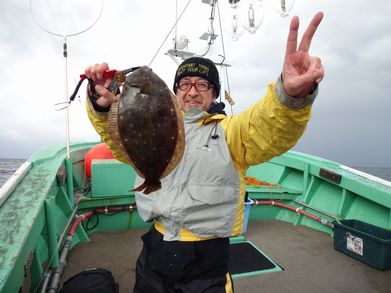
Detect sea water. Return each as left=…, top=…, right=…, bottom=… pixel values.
left=1, top=158, right=391, bottom=188
left=355, top=167, right=391, bottom=182
left=0, top=158, right=27, bottom=187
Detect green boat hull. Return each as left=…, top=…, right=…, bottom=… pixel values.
left=0, top=142, right=390, bottom=292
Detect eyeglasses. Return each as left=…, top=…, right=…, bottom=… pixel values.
left=177, top=81, right=213, bottom=92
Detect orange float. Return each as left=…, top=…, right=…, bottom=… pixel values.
left=84, top=143, right=115, bottom=177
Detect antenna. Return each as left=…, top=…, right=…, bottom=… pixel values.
left=29, top=0, right=104, bottom=159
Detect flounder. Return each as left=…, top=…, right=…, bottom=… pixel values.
left=107, top=66, right=185, bottom=194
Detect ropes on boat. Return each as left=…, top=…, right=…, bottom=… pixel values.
left=148, top=0, right=193, bottom=67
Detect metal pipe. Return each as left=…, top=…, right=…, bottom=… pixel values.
left=38, top=270, right=51, bottom=293
left=44, top=211, right=94, bottom=292
left=57, top=200, right=80, bottom=251
left=42, top=205, right=136, bottom=292
left=39, top=201, right=80, bottom=293
left=47, top=236, right=73, bottom=293
left=252, top=199, right=334, bottom=228
left=291, top=199, right=340, bottom=221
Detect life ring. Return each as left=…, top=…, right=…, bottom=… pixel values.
left=85, top=143, right=115, bottom=177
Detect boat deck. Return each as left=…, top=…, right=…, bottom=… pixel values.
left=62, top=220, right=391, bottom=292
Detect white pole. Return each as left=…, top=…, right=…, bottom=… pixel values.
left=63, top=38, right=71, bottom=159
left=0, top=161, right=32, bottom=207
left=29, top=0, right=104, bottom=159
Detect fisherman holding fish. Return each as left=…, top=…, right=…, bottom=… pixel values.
left=84, top=11, right=324, bottom=293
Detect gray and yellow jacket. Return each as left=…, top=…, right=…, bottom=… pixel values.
left=87, top=77, right=317, bottom=241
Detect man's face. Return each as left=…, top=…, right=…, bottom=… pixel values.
left=176, top=77, right=216, bottom=112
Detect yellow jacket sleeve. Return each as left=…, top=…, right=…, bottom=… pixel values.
left=220, top=81, right=313, bottom=172
left=86, top=99, right=129, bottom=163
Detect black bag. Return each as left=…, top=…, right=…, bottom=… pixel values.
left=59, top=267, right=119, bottom=293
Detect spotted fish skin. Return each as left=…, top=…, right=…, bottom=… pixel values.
left=107, top=66, right=185, bottom=194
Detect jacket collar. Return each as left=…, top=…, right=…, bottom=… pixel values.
left=182, top=108, right=225, bottom=125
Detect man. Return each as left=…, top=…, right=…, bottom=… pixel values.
left=85, top=12, right=324, bottom=293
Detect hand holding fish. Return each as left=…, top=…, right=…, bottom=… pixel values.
left=84, top=65, right=185, bottom=194
left=84, top=63, right=115, bottom=107
left=282, top=11, right=324, bottom=98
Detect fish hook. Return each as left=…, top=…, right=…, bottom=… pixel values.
left=218, top=54, right=225, bottom=65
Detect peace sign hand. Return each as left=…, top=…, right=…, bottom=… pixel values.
left=282, top=12, right=324, bottom=98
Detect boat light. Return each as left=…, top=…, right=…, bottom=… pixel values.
left=271, top=0, right=295, bottom=17
left=238, top=0, right=264, bottom=34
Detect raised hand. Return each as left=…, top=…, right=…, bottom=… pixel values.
left=84, top=63, right=115, bottom=107
left=282, top=12, right=324, bottom=98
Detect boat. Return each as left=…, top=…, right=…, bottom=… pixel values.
left=3, top=1, right=390, bottom=292
left=1, top=141, right=390, bottom=292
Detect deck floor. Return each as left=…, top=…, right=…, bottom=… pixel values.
left=62, top=220, right=391, bottom=292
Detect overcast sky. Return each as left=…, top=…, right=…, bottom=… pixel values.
left=0, top=0, right=390, bottom=167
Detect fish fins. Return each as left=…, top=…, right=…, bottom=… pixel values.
left=161, top=91, right=185, bottom=178
left=107, top=95, right=132, bottom=164
left=132, top=180, right=162, bottom=195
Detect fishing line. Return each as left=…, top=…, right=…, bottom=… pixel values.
left=201, top=0, right=217, bottom=57
left=216, top=0, right=234, bottom=115
left=29, top=0, right=104, bottom=38
left=216, top=4, right=226, bottom=65
left=216, top=0, right=229, bottom=92
left=174, top=0, right=179, bottom=50
left=29, top=0, right=104, bottom=159
left=44, top=0, right=61, bottom=37
left=148, top=0, right=193, bottom=67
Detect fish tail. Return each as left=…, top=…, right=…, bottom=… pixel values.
left=144, top=182, right=162, bottom=194
left=132, top=180, right=161, bottom=195
left=132, top=183, right=146, bottom=193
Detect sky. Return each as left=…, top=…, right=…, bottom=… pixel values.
left=0, top=0, right=390, bottom=167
